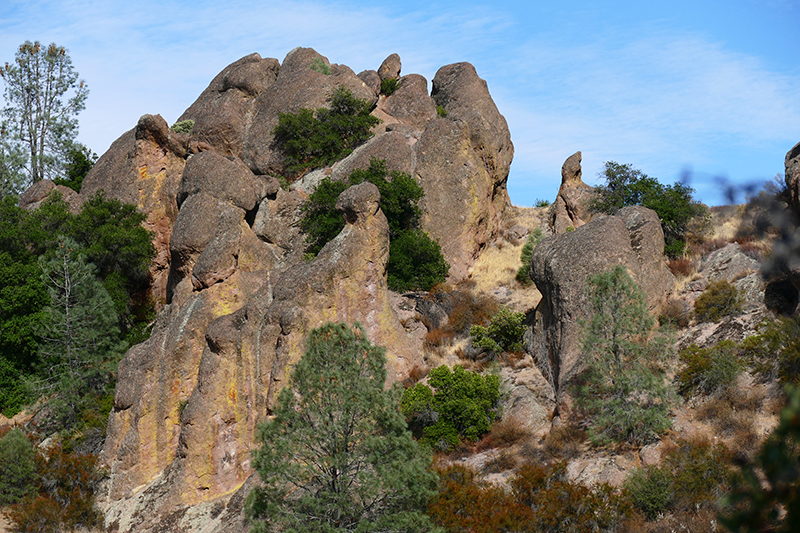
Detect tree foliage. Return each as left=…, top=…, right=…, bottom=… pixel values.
left=515, top=228, right=542, bottom=286
left=35, top=236, right=125, bottom=427
left=0, top=119, right=27, bottom=198
left=573, top=265, right=673, bottom=445
left=469, top=307, right=526, bottom=355
left=272, top=86, right=379, bottom=177
left=300, top=158, right=448, bottom=291
left=1, top=41, right=88, bottom=185
left=52, top=142, right=96, bottom=192
left=247, top=322, right=439, bottom=533
left=401, top=365, right=500, bottom=450
left=0, top=429, right=38, bottom=506
left=590, top=161, right=708, bottom=257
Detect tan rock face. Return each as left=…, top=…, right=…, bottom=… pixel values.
left=785, top=140, right=800, bottom=211
left=81, top=48, right=514, bottom=531
left=548, top=151, right=595, bottom=234
left=531, top=206, right=674, bottom=395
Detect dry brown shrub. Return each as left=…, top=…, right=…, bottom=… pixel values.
left=667, top=257, right=696, bottom=277
left=484, top=449, right=518, bottom=473
left=697, top=392, right=761, bottom=454
left=475, top=418, right=530, bottom=452
left=543, top=425, right=586, bottom=459
left=402, top=365, right=428, bottom=388
left=689, top=237, right=729, bottom=257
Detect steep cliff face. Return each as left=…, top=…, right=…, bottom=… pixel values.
left=84, top=48, right=513, bottom=531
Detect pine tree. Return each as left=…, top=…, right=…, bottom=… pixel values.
left=247, top=322, right=440, bottom=533
left=36, top=236, right=124, bottom=427
left=574, top=265, right=673, bottom=445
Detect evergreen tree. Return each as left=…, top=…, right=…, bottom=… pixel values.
left=573, top=265, right=673, bottom=445
left=1, top=41, right=88, bottom=184
left=36, top=236, right=124, bottom=427
left=247, top=322, right=439, bottom=533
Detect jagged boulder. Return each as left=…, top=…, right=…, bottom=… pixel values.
left=548, top=151, right=595, bottom=234
left=101, top=182, right=423, bottom=532
left=382, top=74, right=437, bottom=131
left=786, top=140, right=800, bottom=212
left=530, top=206, right=674, bottom=395
left=378, top=53, right=401, bottom=80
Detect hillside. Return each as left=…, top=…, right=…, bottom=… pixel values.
left=2, top=47, right=799, bottom=533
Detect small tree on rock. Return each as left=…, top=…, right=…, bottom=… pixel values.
left=247, top=322, right=439, bottom=533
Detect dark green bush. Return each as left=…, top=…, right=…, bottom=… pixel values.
left=0, top=429, right=37, bottom=505
left=515, top=228, right=542, bottom=286
left=469, top=307, right=526, bottom=354
left=52, top=143, right=97, bottom=193
left=590, top=161, right=709, bottom=258
left=309, top=57, right=331, bottom=75
left=380, top=77, right=398, bottom=95
left=387, top=228, right=449, bottom=292
left=436, top=105, right=447, bottom=118
left=677, top=340, right=742, bottom=397
left=400, top=364, right=500, bottom=450
left=694, top=280, right=742, bottom=322
left=300, top=158, right=448, bottom=291
left=272, top=86, right=380, bottom=177
left=534, top=198, right=550, bottom=207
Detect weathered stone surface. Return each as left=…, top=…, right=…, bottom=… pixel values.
left=530, top=206, right=674, bottom=394
left=357, top=69, right=381, bottom=95
left=251, top=187, right=305, bottom=259
left=548, top=151, right=595, bottom=234
left=328, top=131, right=416, bottom=182
left=377, top=53, right=401, bottom=80
left=382, top=74, right=436, bottom=131
left=415, top=62, right=513, bottom=281
left=177, top=151, right=272, bottom=211
left=18, top=179, right=83, bottom=213
left=242, top=48, right=376, bottom=176
left=178, top=53, right=280, bottom=158
left=81, top=115, right=189, bottom=303
left=700, top=243, right=760, bottom=283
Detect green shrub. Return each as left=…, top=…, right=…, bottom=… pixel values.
left=742, top=315, right=800, bottom=386
left=387, top=228, right=449, bottom=292
left=272, top=86, right=380, bottom=177
left=170, top=119, right=194, bottom=134
left=436, top=105, right=447, bottom=117
left=309, top=57, right=331, bottom=75
left=590, top=161, right=709, bottom=258
left=300, top=158, right=448, bottom=291
left=694, top=280, right=742, bottom=322
left=0, top=429, right=37, bottom=505
left=624, top=465, right=674, bottom=520
left=469, top=307, right=526, bottom=355
left=573, top=265, right=673, bottom=445
left=380, top=77, right=398, bottom=95
left=401, top=364, right=500, bottom=450
left=515, top=228, right=542, bottom=286
left=677, top=340, right=742, bottom=397
left=534, top=198, right=550, bottom=207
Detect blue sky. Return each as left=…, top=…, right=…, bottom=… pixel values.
left=2, top=0, right=799, bottom=206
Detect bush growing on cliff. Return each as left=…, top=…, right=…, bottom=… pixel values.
left=300, top=158, right=448, bottom=291
left=469, top=306, right=526, bottom=355
left=0, top=429, right=37, bottom=505
left=272, top=86, right=380, bottom=177
left=694, top=280, right=742, bottom=322
left=247, top=322, right=439, bottom=533
left=573, top=265, right=673, bottom=445
left=515, top=228, right=542, bottom=286
left=590, top=161, right=708, bottom=257
left=400, top=364, right=500, bottom=450
left=677, top=340, right=742, bottom=397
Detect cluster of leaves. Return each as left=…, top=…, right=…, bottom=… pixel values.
left=169, top=119, right=195, bottom=135
left=573, top=265, right=673, bottom=445
left=50, top=142, right=97, bottom=193
left=590, top=161, right=709, bottom=257
left=677, top=340, right=743, bottom=397
left=624, top=438, right=735, bottom=521
left=721, top=385, right=800, bottom=532
left=272, top=86, right=380, bottom=177
left=0, top=192, right=155, bottom=420
left=300, top=158, right=449, bottom=291
left=400, top=364, right=500, bottom=450
left=694, top=280, right=743, bottom=322
left=246, top=322, right=438, bottom=533
left=741, top=315, right=800, bottom=386
left=429, top=462, right=631, bottom=533
left=469, top=307, right=526, bottom=355
left=380, top=77, right=398, bottom=95
left=515, top=227, right=543, bottom=286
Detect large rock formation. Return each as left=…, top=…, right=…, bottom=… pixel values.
left=81, top=48, right=513, bottom=531
left=785, top=140, right=800, bottom=212
left=530, top=206, right=674, bottom=398
left=548, top=151, right=595, bottom=234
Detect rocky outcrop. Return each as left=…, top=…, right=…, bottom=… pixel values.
left=79, top=47, right=514, bottom=531
left=530, top=206, right=674, bottom=396
left=378, top=53, right=401, bottom=81
left=786, top=141, right=800, bottom=212
left=18, top=179, right=83, bottom=213
left=548, top=151, right=595, bottom=234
